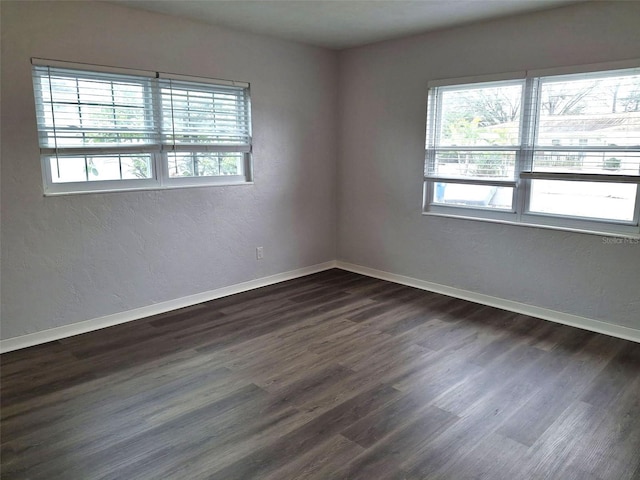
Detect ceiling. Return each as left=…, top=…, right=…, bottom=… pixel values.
left=113, top=0, right=583, bottom=50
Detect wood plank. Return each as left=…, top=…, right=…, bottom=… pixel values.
left=497, top=333, right=623, bottom=447
left=209, top=384, right=402, bottom=480
left=335, top=405, right=459, bottom=480
left=1, top=269, right=638, bottom=480
left=262, top=435, right=365, bottom=480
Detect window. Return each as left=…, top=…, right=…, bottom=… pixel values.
left=424, top=64, right=640, bottom=236
left=32, top=59, right=252, bottom=194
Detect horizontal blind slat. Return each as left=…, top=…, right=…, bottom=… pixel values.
left=426, top=67, right=640, bottom=182
left=161, top=77, right=251, bottom=149
left=33, top=63, right=252, bottom=157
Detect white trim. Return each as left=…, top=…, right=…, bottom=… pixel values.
left=3, top=259, right=638, bottom=353
left=43, top=180, right=255, bottom=197
left=424, top=176, right=517, bottom=187
left=31, top=58, right=251, bottom=87
left=427, top=71, right=525, bottom=88
left=526, top=58, right=640, bottom=78
left=31, top=57, right=156, bottom=78
left=422, top=210, right=640, bottom=239
left=426, top=59, right=640, bottom=89
left=0, top=261, right=337, bottom=353
left=158, top=72, right=249, bottom=88
left=520, top=172, right=640, bottom=184
left=336, top=261, right=640, bottom=344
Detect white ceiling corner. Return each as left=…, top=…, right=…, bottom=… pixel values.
left=111, top=0, right=584, bottom=50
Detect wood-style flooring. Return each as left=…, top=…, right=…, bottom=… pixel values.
left=1, top=269, right=639, bottom=479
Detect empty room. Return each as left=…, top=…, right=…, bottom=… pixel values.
left=1, top=0, right=639, bottom=478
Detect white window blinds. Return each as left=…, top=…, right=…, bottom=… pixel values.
left=424, top=63, right=640, bottom=235
left=32, top=61, right=252, bottom=193
left=425, top=79, right=525, bottom=182
left=530, top=69, right=640, bottom=179
left=33, top=66, right=158, bottom=153
left=159, top=78, right=251, bottom=151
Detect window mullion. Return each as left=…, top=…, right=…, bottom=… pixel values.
left=423, top=87, right=439, bottom=208
left=149, top=77, right=165, bottom=186
left=632, top=182, right=640, bottom=227
left=43, top=67, right=61, bottom=183
left=429, top=88, right=439, bottom=176
left=516, top=77, right=539, bottom=220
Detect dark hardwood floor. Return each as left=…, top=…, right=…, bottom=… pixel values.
left=2, top=269, right=639, bottom=479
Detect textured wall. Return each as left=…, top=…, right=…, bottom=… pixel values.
left=2, top=1, right=640, bottom=343
left=0, top=1, right=338, bottom=339
left=337, top=2, right=640, bottom=329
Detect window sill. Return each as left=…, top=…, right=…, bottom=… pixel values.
left=422, top=211, right=640, bottom=240
left=43, top=180, right=254, bottom=197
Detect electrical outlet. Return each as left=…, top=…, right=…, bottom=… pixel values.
left=256, top=246, right=264, bottom=260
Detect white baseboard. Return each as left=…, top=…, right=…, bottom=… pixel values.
left=336, top=261, right=640, bottom=344
left=0, top=261, right=337, bottom=353
left=3, top=258, right=638, bottom=353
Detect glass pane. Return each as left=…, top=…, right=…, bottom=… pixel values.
left=120, top=155, right=153, bottom=179
left=49, top=76, right=78, bottom=103
left=537, top=71, right=640, bottom=148
left=44, top=72, right=154, bottom=147
left=167, top=152, right=243, bottom=178
left=48, top=154, right=153, bottom=183
left=432, top=182, right=513, bottom=209
left=49, top=156, right=87, bottom=183
left=161, top=81, right=249, bottom=146
left=533, top=151, right=640, bottom=175
left=87, top=156, right=122, bottom=181
left=53, top=103, right=81, bottom=128
left=529, top=180, right=637, bottom=221
left=430, top=151, right=516, bottom=179
left=438, top=82, right=523, bottom=147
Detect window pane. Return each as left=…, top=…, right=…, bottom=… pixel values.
left=537, top=71, right=640, bottom=148
left=432, top=182, right=513, bottom=209
left=161, top=80, right=250, bottom=146
left=49, top=156, right=87, bottom=183
left=167, top=152, right=244, bottom=178
left=120, top=155, right=153, bottom=179
left=48, top=154, right=153, bottom=183
left=430, top=151, right=516, bottom=179
left=38, top=71, right=155, bottom=148
left=437, top=82, right=523, bottom=147
left=533, top=151, right=640, bottom=175
left=529, top=180, right=637, bottom=221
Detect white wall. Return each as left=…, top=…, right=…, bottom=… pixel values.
left=2, top=1, right=639, bottom=344
left=0, top=1, right=338, bottom=339
left=337, top=2, right=640, bottom=330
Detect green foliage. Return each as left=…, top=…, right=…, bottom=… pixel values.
left=604, top=157, right=621, bottom=170
left=536, top=154, right=583, bottom=169
left=173, top=153, right=240, bottom=177
left=130, top=157, right=151, bottom=178
left=444, top=116, right=481, bottom=145
left=87, top=158, right=99, bottom=177
left=475, top=154, right=508, bottom=177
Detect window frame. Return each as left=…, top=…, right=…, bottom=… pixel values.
left=423, top=60, right=640, bottom=237
left=32, top=58, right=253, bottom=195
